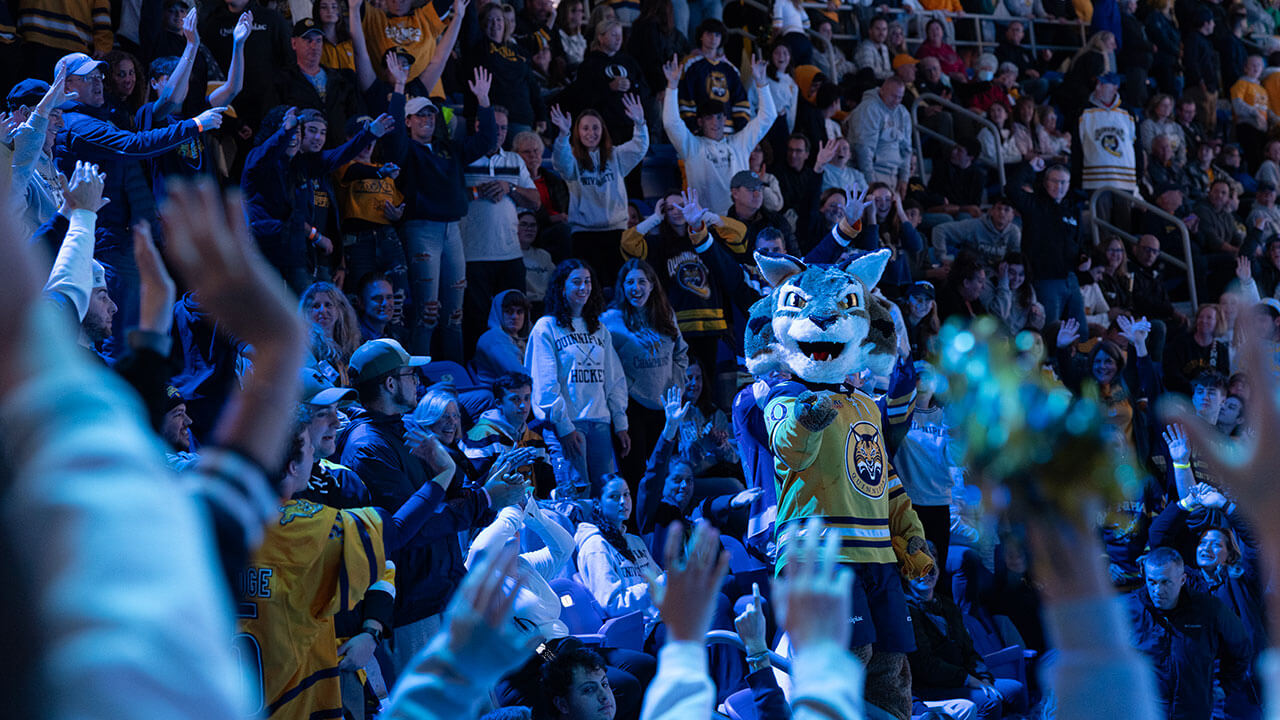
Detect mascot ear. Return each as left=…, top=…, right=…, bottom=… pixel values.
left=843, top=249, right=892, bottom=290
left=755, top=251, right=806, bottom=288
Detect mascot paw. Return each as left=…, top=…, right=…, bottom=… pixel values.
left=795, top=391, right=838, bottom=432
left=906, top=535, right=927, bottom=556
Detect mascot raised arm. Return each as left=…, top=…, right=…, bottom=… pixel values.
left=750, top=248, right=931, bottom=720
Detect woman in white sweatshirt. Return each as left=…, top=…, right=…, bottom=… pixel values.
left=574, top=474, right=661, bottom=619
left=525, top=259, right=630, bottom=496
left=550, top=94, right=650, bottom=284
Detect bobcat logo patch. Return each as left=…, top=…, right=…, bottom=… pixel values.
left=279, top=499, right=324, bottom=525
left=845, top=421, right=886, bottom=498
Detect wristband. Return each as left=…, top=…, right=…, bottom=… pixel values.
left=362, top=624, right=384, bottom=644
left=193, top=117, right=205, bottom=133
left=308, top=226, right=318, bottom=241
left=1173, top=461, right=1192, bottom=470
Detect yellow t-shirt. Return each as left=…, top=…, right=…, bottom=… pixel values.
left=362, top=3, right=446, bottom=93
left=322, top=38, right=355, bottom=72
left=1230, top=77, right=1269, bottom=125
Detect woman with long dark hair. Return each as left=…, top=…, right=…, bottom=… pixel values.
left=549, top=94, right=648, bottom=284
left=602, top=258, right=689, bottom=485
left=526, top=260, right=630, bottom=495
left=103, top=49, right=146, bottom=128
left=313, top=0, right=354, bottom=71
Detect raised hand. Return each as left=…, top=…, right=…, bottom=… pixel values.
left=1195, top=483, right=1229, bottom=509
left=676, top=188, right=708, bottom=227
left=1162, top=424, right=1190, bottom=465
left=1056, top=318, right=1080, bottom=349
left=662, top=385, right=692, bottom=425
left=662, top=53, right=682, bottom=89
left=549, top=104, right=572, bottom=136
left=133, top=221, right=176, bottom=335
left=750, top=50, right=768, bottom=87
left=159, top=179, right=303, bottom=353
left=437, top=543, right=539, bottom=670
left=469, top=67, right=493, bottom=108
left=369, top=112, right=396, bottom=137
left=385, top=50, right=410, bottom=86
left=283, top=106, right=299, bottom=130
left=38, top=68, right=76, bottom=112
left=650, top=521, right=731, bottom=642
left=845, top=184, right=873, bottom=223
left=734, top=582, right=768, bottom=656
left=1236, top=255, right=1252, bottom=283
left=61, top=160, right=108, bottom=212
left=182, top=7, right=199, bottom=45
left=776, top=518, right=854, bottom=652
left=233, top=10, right=253, bottom=44
left=621, top=93, right=645, bottom=125
left=730, top=487, right=764, bottom=508
left=1116, top=314, right=1150, bottom=348
left=814, top=138, right=839, bottom=169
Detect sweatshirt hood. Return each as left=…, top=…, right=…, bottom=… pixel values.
left=475, top=407, right=520, bottom=437
left=487, top=288, right=532, bottom=338
left=794, top=65, right=823, bottom=102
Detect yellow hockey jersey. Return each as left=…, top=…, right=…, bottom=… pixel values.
left=764, top=384, right=924, bottom=570
left=235, top=499, right=388, bottom=720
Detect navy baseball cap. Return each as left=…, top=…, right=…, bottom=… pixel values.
left=1098, top=72, right=1123, bottom=85
left=6, top=79, right=50, bottom=107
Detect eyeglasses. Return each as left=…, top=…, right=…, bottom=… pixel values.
left=396, top=369, right=420, bottom=382
left=73, top=72, right=105, bottom=82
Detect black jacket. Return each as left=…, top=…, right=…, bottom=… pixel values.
left=906, top=592, right=993, bottom=689
left=274, top=65, right=367, bottom=149
left=199, top=1, right=292, bottom=127
left=1006, top=165, right=1082, bottom=282
left=1183, top=31, right=1222, bottom=93
left=336, top=407, right=492, bottom=625
left=1119, top=11, right=1154, bottom=70
left=1127, top=586, right=1252, bottom=720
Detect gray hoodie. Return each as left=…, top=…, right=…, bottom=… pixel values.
left=601, top=307, right=689, bottom=411
left=471, top=289, right=532, bottom=388
left=847, top=86, right=914, bottom=184
left=931, top=215, right=1022, bottom=266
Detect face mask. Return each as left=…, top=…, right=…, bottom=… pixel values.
left=978, top=70, right=994, bottom=81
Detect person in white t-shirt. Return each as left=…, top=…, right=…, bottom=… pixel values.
left=461, top=105, right=542, bottom=353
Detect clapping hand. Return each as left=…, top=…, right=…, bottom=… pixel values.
left=59, top=160, right=108, bottom=213
left=1116, top=314, right=1150, bottom=354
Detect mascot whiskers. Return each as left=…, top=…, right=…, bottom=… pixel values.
left=752, top=248, right=931, bottom=720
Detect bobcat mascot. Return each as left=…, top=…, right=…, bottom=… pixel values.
left=749, top=248, right=932, bottom=720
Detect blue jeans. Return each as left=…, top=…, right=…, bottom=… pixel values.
left=344, top=226, right=407, bottom=296
left=1033, top=276, right=1086, bottom=329
left=574, top=419, right=617, bottom=496
left=399, top=219, right=465, bottom=361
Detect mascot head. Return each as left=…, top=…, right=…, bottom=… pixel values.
left=746, top=249, right=899, bottom=384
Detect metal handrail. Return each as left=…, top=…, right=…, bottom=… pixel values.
left=911, top=91, right=1005, bottom=188
left=803, top=5, right=1089, bottom=56
left=704, top=630, right=794, bottom=674
left=1088, top=186, right=1199, bottom=311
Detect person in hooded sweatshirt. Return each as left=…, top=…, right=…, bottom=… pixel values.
left=526, top=259, right=630, bottom=497
left=548, top=93, right=649, bottom=287
left=930, top=196, right=1021, bottom=268
left=473, top=288, right=534, bottom=389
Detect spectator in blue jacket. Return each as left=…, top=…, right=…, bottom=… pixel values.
left=335, top=337, right=523, bottom=673
left=384, top=67, right=497, bottom=362
left=54, top=51, right=226, bottom=357
left=242, top=105, right=395, bottom=293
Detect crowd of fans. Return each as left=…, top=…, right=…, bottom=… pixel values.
left=9, top=0, right=1280, bottom=716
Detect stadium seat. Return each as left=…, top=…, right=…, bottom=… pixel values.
left=549, top=578, right=648, bottom=651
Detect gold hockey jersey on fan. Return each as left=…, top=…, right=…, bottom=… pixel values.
left=235, top=499, right=389, bottom=720
left=764, top=384, right=924, bottom=570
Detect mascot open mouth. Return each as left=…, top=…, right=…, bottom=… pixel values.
left=797, top=341, right=846, bottom=362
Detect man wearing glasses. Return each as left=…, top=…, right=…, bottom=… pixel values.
left=1128, top=234, right=1185, bottom=361
left=52, top=51, right=227, bottom=357
left=335, top=338, right=509, bottom=674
